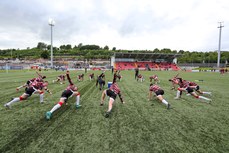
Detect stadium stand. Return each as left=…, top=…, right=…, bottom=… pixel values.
left=112, top=52, right=181, bottom=71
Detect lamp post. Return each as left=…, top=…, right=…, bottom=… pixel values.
left=48, top=18, right=55, bottom=68
left=217, top=22, right=224, bottom=68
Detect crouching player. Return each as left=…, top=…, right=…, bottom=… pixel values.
left=100, top=77, right=124, bottom=118
left=46, top=71, right=81, bottom=120
left=149, top=74, right=160, bottom=84
left=89, top=73, right=94, bottom=81
left=148, top=83, right=171, bottom=109
left=137, top=74, right=144, bottom=82
left=78, top=74, right=84, bottom=81
left=4, top=80, right=51, bottom=109
left=53, top=74, right=66, bottom=84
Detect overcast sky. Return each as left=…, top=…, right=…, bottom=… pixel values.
left=0, top=0, right=228, bottom=51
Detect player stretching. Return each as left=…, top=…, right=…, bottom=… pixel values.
left=89, top=73, right=94, bottom=81
left=188, top=81, right=212, bottom=96
left=148, top=83, right=171, bottom=109
left=114, top=70, right=122, bottom=81
left=4, top=80, right=51, bottom=109
left=96, top=72, right=105, bottom=90
left=53, top=74, right=66, bottom=84
left=149, top=74, right=160, bottom=84
left=174, top=78, right=211, bottom=102
left=77, top=74, right=84, bottom=81
left=46, top=71, right=81, bottom=120
left=100, top=75, right=124, bottom=118
left=137, top=74, right=144, bottom=82
left=16, top=71, right=46, bottom=91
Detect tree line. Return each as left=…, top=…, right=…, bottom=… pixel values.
left=0, top=42, right=228, bottom=64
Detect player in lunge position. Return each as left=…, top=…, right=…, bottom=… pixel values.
left=16, top=71, right=46, bottom=91
left=53, top=74, right=66, bottom=84
left=46, top=71, right=81, bottom=120
left=4, top=80, right=52, bottom=109
left=173, top=78, right=211, bottom=102
left=96, top=72, right=106, bottom=90
left=149, top=74, right=160, bottom=84
left=77, top=74, right=84, bottom=81
left=188, top=81, right=212, bottom=96
left=137, top=74, right=144, bottom=82
left=148, top=83, right=171, bottom=109
left=100, top=75, right=124, bottom=118
left=89, top=73, right=95, bottom=81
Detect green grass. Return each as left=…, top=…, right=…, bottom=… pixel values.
left=0, top=70, right=229, bottom=153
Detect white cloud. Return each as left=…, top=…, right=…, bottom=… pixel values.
left=0, top=0, right=228, bottom=51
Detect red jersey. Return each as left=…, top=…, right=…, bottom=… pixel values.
left=179, top=80, right=190, bottom=88
left=109, top=83, right=121, bottom=94
left=150, top=75, right=158, bottom=79
left=189, top=82, right=197, bottom=86
left=138, top=74, right=143, bottom=78
left=149, top=84, right=161, bottom=92
left=66, top=84, right=78, bottom=91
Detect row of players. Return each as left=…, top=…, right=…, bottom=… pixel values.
left=4, top=70, right=212, bottom=119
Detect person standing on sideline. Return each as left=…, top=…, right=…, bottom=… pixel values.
left=45, top=71, right=81, bottom=120
left=100, top=75, right=124, bottom=118
left=148, top=83, right=171, bottom=109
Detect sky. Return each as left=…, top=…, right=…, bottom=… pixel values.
left=0, top=0, right=229, bottom=52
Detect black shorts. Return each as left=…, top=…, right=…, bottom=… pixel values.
left=186, top=87, right=194, bottom=93
left=106, top=89, right=117, bottom=100
left=155, top=89, right=164, bottom=96
left=195, top=86, right=200, bottom=91
left=61, top=90, right=73, bottom=101
left=25, top=87, right=36, bottom=96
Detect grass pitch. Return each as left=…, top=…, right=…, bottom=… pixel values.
left=0, top=70, right=229, bottom=153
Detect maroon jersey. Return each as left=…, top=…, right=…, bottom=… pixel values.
left=109, top=83, right=121, bottom=94
left=89, top=73, right=94, bottom=77
left=150, top=75, right=157, bottom=79
left=179, top=80, right=190, bottom=88
left=32, top=81, right=47, bottom=90
left=138, top=74, right=143, bottom=78
left=58, top=75, right=65, bottom=80
left=149, top=84, right=161, bottom=92
left=189, top=82, right=197, bottom=86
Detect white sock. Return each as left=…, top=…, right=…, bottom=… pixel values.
left=162, top=99, right=168, bottom=106
left=7, top=97, right=20, bottom=105
left=176, top=90, right=181, bottom=98
left=40, top=94, right=44, bottom=103
left=199, top=96, right=211, bottom=101
left=203, top=92, right=211, bottom=95
left=50, top=104, right=61, bottom=113
left=76, top=95, right=80, bottom=105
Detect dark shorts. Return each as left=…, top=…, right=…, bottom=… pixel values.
left=61, top=90, right=73, bottom=101
left=195, top=86, right=200, bottom=91
left=25, top=87, right=36, bottom=96
left=155, top=89, right=164, bottom=96
left=106, top=89, right=117, bottom=100
left=186, top=87, right=194, bottom=93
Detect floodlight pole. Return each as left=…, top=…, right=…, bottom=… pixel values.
left=49, top=19, right=55, bottom=68
left=217, top=22, right=224, bottom=68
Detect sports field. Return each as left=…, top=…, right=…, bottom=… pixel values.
left=0, top=70, right=229, bottom=153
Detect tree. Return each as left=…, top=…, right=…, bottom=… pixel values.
left=41, top=51, right=49, bottom=59
left=112, top=47, right=116, bottom=51
left=104, top=45, right=109, bottom=50
left=66, top=44, right=72, bottom=50
left=37, top=42, right=47, bottom=50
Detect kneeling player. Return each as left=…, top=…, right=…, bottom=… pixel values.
left=137, top=74, right=144, bottom=82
